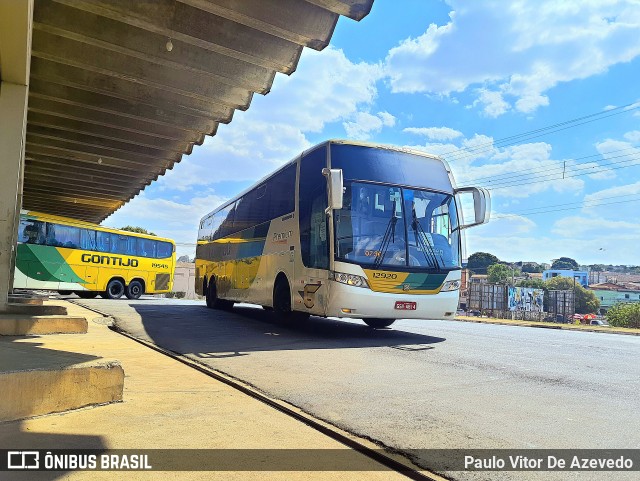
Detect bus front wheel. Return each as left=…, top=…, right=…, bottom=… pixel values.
left=126, top=280, right=144, bottom=300
left=273, top=277, right=309, bottom=323
left=363, top=318, right=395, bottom=329
left=105, top=279, right=125, bottom=299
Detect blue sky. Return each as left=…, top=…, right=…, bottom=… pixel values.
left=105, top=0, right=640, bottom=266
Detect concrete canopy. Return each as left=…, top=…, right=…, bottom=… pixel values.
left=22, top=0, right=374, bottom=223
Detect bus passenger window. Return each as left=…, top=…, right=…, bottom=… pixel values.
left=157, top=241, right=173, bottom=259
left=96, top=231, right=112, bottom=252
left=114, top=235, right=136, bottom=255
left=46, top=223, right=81, bottom=248
left=137, top=238, right=156, bottom=258
left=81, top=229, right=97, bottom=251
left=19, top=219, right=46, bottom=244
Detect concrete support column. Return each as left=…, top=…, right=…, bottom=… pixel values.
left=0, top=82, right=28, bottom=311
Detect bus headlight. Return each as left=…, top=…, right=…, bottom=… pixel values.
left=441, top=280, right=461, bottom=291
left=332, top=271, right=370, bottom=289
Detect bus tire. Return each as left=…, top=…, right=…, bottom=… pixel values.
left=207, top=279, right=233, bottom=310
left=363, top=318, right=395, bottom=329
left=125, top=280, right=144, bottom=300
left=273, top=277, right=309, bottom=322
left=204, top=279, right=213, bottom=308
left=76, top=291, right=98, bottom=299
left=105, top=279, right=125, bottom=299
left=58, top=290, right=72, bottom=295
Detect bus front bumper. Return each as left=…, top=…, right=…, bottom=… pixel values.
left=326, top=282, right=459, bottom=320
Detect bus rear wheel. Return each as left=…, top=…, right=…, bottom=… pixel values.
left=206, top=279, right=233, bottom=310
left=125, top=280, right=144, bottom=300
left=105, top=279, right=125, bottom=299
left=363, top=318, right=395, bottom=329
left=76, top=291, right=98, bottom=299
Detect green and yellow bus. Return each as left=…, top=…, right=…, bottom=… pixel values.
left=196, top=140, right=489, bottom=328
left=13, top=211, right=176, bottom=299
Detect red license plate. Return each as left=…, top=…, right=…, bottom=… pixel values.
left=395, top=301, right=416, bottom=310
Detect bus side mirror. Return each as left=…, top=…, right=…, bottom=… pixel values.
left=322, top=168, right=343, bottom=213
left=455, top=187, right=490, bottom=229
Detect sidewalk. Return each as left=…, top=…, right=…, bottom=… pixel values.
left=0, top=300, right=411, bottom=481
left=454, top=315, right=640, bottom=336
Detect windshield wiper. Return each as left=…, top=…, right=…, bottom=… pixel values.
left=411, top=204, right=443, bottom=270
left=373, top=200, right=399, bottom=268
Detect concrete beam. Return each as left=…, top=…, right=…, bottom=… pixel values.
left=25, top=153, right=159, bottom=181
left=305, top=0, right=374, bottom=21
left=28, top=112, right=198, bottom=150
left=34, top=0, right=276, bottom=94
left=30, top=57, right=246, bottom=116
left=56, top=0, right=304, bottom=74
left=27, top=124, right=191, bottom=157
left=30, top=79, right=227, bottom=131
left=32, top=30, right=254, bottom=108
left=22, top=174, right=142, bottom=198
left=25, top=169, right=147, bottom=192
left=25, top=144, right=166, bottom=172
left=25, top=135, right=178, bottom=167
left=182, top=0, right=339, bottom=50
left=28, top=94, right=217, bottom=143
left=22, top=187, right=124, bottom=208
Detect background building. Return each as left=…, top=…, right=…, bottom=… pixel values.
left=589, top=282, right=640, bottom=314
left=543, top=270, right=588, bottom=287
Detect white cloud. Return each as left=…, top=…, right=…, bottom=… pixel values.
left=472, top=89, right=510, bottom=118
left=552, top=215, right=640, bottom=238
left=343, top=111, right=396, bottom=139
left=403, top=126, right=463, bottom=141
left=384, top=0, right=640, bottom=116
left=623, top=130, right=640, bottom=143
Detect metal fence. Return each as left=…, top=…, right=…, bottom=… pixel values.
left=467, top=283, right=575, bottom=322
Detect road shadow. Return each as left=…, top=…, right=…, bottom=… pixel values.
left=92, top=299, right=447, bottom=357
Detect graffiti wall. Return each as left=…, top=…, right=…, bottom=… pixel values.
left=508, top=287, right=544, bottom=312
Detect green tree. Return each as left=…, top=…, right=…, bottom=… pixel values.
left=545, top=277, right=599, bottom=314
left=517, top=278, right=546, bottom=289
left=521, top=263, right=543, bottom=273
left=120, top=226, right=157, bottom=236
left=590, top=264, right=606, bottom=272
left=606, top=303, right=640, bottom=329
left=468, top=252, right=500, bottom=274
left=487, top=263, right=513, bottom=285
left=551, top=257, right=579, bottom=270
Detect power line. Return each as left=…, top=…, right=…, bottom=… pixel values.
left=461, top=146, right=639, bottom=185
left=493, top=193, right=640, bottom=219
left=481, top=154, right=640, bottom=191
left=440, top=102, right=640, bottom=164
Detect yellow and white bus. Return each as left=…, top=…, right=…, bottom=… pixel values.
left=195, top=140, right=489, bottom=328
left=14, top=211, right=176, bottom=299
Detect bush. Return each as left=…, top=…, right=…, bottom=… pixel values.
left=606, top=303, right=640, bottom=328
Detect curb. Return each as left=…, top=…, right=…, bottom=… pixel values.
left=454, top=316, right=640, bottom=336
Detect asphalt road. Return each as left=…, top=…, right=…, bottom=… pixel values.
left=75, top=296, right=640, bottom=480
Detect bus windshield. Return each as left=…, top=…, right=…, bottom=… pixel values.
left=334, top=182, right=461, bottom=270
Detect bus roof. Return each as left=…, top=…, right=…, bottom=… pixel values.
left=21, top=210, right=175, bottom=244
left=199, top=140, right=453, bottom=222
